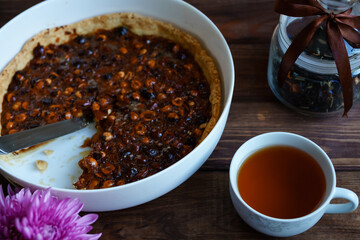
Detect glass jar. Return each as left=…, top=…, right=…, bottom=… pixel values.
left=267, top=1, right=360, bottom=116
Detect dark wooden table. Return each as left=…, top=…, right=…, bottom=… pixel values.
left=1, top=0, right=360, bottom=239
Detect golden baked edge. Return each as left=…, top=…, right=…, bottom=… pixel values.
left=0, top=12, right=221, bottom=146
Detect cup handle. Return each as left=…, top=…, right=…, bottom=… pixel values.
left=325, top=187, right=359, bottom=214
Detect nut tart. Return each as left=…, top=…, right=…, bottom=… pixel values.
left=0, top=13, right=221, bottom=189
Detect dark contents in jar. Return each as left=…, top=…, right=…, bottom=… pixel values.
left=1, top=27, right=212, bottom=189
left=279, top=65, right=345, bottom=113
left=270, top=51, right=360, bottom=113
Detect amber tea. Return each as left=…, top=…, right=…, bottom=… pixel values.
left=237, top=145, right=326, bottom=219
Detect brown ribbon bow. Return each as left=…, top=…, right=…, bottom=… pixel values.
left=275, top=0, right=360, bottom=116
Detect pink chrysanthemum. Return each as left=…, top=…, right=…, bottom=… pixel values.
left=0, top=185, right=101, bottom=240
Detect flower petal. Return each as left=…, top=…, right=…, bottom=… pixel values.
left=76, top=214, right=99, bottom=226
left=0, top=185, right=5, bottom=208
left=72, top=233, right=102, bottom=240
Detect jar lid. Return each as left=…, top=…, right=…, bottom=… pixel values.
left=278, top=14, right=360, bottom=75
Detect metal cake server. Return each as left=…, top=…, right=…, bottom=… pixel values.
left=0, top=117, right=89, bottom=154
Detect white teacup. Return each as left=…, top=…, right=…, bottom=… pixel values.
left=229, top=132, right=359, bottom=237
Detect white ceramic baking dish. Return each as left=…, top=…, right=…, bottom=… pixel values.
left=0, top=0, right=234, bottom=211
